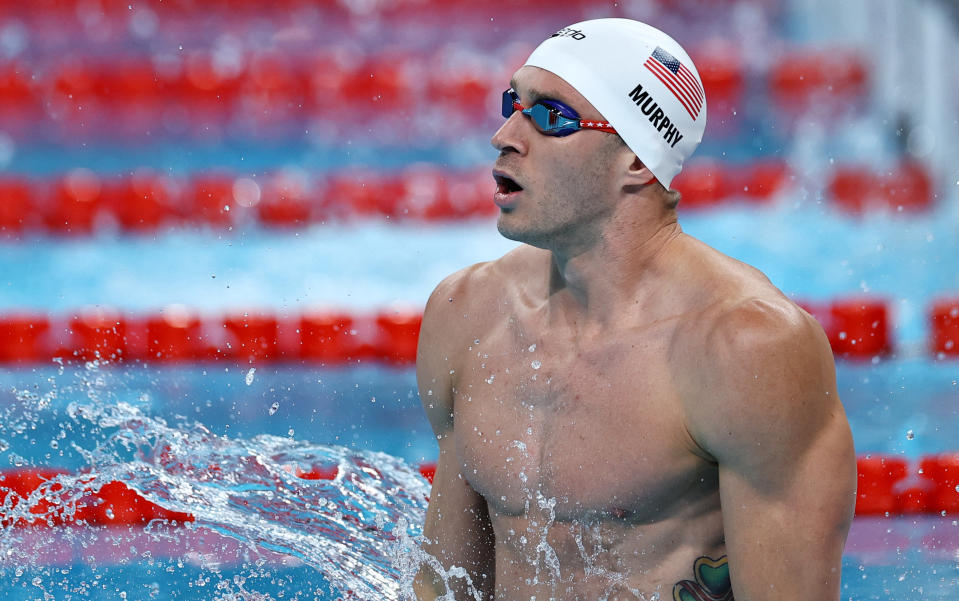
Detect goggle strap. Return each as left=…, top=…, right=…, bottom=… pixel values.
left=579, top=121, right=616, bottom=132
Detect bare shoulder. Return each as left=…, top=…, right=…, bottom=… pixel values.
left=674, top=244, right=840, bottom=466
left=417, top=245, right=544, bottom=430
left=421, top=244, right=543, bottom=331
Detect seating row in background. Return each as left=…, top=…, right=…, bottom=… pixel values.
left=0, top=297, right=956, bottom=365
left=0, top=158, right=937, bottom=236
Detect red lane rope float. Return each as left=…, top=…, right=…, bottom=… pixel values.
left=0, top=308, right=424, bottom=365
left=0, top=167, right=498, bottom=237
left=930, top=298, right=959, bottom=357
left=856, top=454, right=959, bottom=516
left=3, top=455, right=957, bottom=529
left=798, top=298, right=893, bottom=361
left=827, top=160, right=935, bottom=214
left=1, top=297, right=956, bottom=364
left=4, top=158, right=935, bottom=239
left=769, top=49, right=869, bottom=115
left=0, top=44, right=863, bottom=142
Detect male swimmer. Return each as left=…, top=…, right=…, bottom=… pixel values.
left=414, top=18, right=856, bottom=601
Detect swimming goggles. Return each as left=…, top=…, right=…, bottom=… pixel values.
left=501, top=88, right=617, bottom=137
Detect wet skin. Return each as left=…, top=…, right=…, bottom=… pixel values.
left=414, top=66, right=856, bottom=601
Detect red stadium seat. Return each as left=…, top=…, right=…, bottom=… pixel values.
left=930, top=299, right=959, bottom=357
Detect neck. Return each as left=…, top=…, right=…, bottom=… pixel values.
left=546, top=210, right=682, bottom=330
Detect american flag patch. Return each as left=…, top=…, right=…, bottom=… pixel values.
left=644, top=46, right=704, bottom=119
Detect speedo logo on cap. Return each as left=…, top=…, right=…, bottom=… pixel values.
left=627, top=83, right=684, bottom=148
left=549, top=27, right=586, bottom=40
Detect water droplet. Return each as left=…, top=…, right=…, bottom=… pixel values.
left=269, top=402, right=279, bottom=416
left=906, top=429, right=914, bottom=440
left=531, top=360, right=542, bottom=370
left=528, top=344, right=536, bottom=352
left=245, top=368, right=256, bottom=386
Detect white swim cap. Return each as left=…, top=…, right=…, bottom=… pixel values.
left=524, top=18, right=706, bottom=188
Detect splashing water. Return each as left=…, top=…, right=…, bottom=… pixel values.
left=0, top=362, right=436, bottom=600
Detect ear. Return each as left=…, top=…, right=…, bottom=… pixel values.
left=625, top=154, right=657, bottom=186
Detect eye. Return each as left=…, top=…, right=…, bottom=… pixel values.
left=539, top=99, right=580, bottom=120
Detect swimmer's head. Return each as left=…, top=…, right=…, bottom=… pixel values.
left=523, top=18, right=706, bottom=188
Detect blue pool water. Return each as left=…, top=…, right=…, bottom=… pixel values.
left=2, top=180, right=959, bottom=601
left=1, top=359, right=958, bottom=600
left=2, top=1, right=959, bottom=597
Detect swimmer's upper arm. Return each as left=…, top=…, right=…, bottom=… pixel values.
left=417, top=272, right=459, bottom=438
left=688, top=299, right=856, bottom=601
left=414, top=267, right=496, bottom=601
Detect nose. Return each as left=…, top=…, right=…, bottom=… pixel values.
left=491, top=112, right=529, bottom=156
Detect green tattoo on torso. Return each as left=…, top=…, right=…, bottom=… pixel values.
left=672, top=555, right=733, bottom=601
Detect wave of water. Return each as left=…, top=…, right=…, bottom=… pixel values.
left=0, top=361, right=437, bottom=600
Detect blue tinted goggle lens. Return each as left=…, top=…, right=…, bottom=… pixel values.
left=501, top=89, right=579, bottom=137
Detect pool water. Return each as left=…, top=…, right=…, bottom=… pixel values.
left=1, top=358, right=958, bottom=599
left=2, top=0, right=959, bottom=598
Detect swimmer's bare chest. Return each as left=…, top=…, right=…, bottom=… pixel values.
left=452, top=316, right=717, bottom=524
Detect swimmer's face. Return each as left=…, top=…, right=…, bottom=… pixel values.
left=491, top=66, right=627, bottom=250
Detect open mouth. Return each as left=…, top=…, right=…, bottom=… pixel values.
left=494, top=173, right=523, bottom=196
